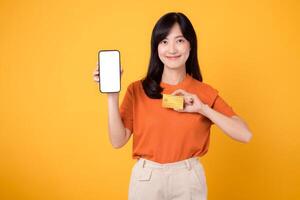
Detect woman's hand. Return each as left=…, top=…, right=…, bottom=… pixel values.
left=93, top=62, right=101, bottom=83
left=93, top=62, right=123, bottom=97
left=170, top=89, right=206, bottom=114
left=93, top=62, right=124, bottom=83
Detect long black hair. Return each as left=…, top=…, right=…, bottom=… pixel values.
left=141, top=12, right=203, bottom=99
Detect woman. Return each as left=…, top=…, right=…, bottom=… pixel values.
left=93, top=12, right=252, bottom=200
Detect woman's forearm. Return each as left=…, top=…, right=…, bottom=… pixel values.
left=107, top=93, right=127, bottom=148
left=200, top=104, right=252, bottom=143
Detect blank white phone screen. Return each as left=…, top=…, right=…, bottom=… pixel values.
left=99, top=50, right=120, bottom=93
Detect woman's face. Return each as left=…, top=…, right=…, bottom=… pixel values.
left=158, top=23, right=191, bottom=70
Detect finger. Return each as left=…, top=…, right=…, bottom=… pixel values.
left=93, top=70, right=99, bottom=75
left=186, top=96, right=194, bottom=102
left=184, top=100, right=193, bottom=106
left=173, top=108, right=183, bottom=112
left=93, top=70, right=99, bottom=76
left=93, top=73, right=99, bottom=78
left=93, top=74, right=99, bottom=79
left=182, top=95, right=193, bottom=105
left=171, top=90, right=184, bottom=96
left=171, top=89, right=189, bottom=96
left=93, top=77, right=99, bottom=82
left=94, top=73, right=99, bottom=79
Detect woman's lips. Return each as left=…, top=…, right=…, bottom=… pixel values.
left=166, top=55, right=181, bottom=60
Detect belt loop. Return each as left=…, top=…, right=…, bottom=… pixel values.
left=185, top=159, right=191, bottom=170
left=142, top=159, right=146, bottom=168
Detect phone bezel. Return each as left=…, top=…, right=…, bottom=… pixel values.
left=98, top=49, right=121, bottom=93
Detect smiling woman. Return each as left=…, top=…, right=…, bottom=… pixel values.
left=158, top=26, right=190, bottom=69
left=141, top=12, right=201, bottom=99
left=93, top=11, right=252, bottom=200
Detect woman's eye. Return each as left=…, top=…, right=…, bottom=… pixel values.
left=160, top=39, right=184, bottom=44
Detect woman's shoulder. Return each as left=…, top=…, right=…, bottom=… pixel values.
left=124, top=78, right=143, bottom=92
left=190, top=77, right=219, bottom=95
left=189, top=78, right=220, bottom=106
left=130, top=78, right=143, bottom=87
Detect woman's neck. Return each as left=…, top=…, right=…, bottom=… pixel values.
left=161, top=66, right=186, bottom=85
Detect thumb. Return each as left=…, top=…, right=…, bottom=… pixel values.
left=171, top=89, right=184, bottom=96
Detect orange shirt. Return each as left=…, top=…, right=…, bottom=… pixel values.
left=120, top=74, right=236, bottom=164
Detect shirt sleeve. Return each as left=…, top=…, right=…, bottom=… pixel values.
left=211, top=93, right=236, bottom=117
left=119, top=83, right=134, bottom=132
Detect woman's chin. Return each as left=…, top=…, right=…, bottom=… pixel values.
left=164, top=64, right=185, bottom=70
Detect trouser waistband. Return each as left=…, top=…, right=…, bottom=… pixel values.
left=136, top=157, right=201, bottom=170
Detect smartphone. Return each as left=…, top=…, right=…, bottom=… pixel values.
left=98, top=50, right=121, bottom=93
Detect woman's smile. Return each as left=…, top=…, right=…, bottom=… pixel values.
left=166, top=55, right=181, bottom=60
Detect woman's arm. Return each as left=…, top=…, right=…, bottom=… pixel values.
left=93, top=65, right=131, bottom=148
left=200, top=104, right=252, bottom=143
left=170, top=89, right=252, bottom=143
left=107, top=93, right=132, bottom=148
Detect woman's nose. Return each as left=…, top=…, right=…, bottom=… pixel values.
left=168, top=42, right=177, bottom=54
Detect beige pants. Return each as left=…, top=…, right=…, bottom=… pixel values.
left=128, top=157, right=207, bottom=200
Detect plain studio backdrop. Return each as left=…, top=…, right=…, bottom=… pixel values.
left=0, top=0, right=299, bottom=199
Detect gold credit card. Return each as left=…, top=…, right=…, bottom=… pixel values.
left=162, top=94, right=184, bottom=109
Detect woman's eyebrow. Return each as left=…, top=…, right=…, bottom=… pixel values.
left=165, top=35, right=184, bottom=39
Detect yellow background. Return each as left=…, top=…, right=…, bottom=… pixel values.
left=1, top=0, right=299, bottom=199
